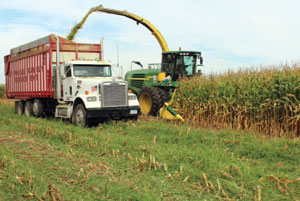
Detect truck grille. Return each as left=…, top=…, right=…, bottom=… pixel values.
left=102, top=82, right=127, bottom=107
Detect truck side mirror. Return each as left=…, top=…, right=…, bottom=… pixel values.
left=60, top=65, right=66, bottom=78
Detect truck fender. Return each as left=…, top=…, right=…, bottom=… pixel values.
left=73, top=97, right=86, bottom=110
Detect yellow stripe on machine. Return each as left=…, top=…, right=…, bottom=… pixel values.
left=128, top=76, right=153, bottom=81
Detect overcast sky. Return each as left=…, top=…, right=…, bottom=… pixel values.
left=1, top=0, right=300, bottom=83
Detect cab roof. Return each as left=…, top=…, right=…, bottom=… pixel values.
left=162, top=50, right=202, bottom=55
left=66, top=60, right=111, bottom=65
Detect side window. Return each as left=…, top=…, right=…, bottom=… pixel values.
left=103, top=66, right=111, bottom=76
left=183, top=56, right=194, bottom=76
left=176, top=57, right=183, bottom=65
left=186, top=65, right=193, bottom=76
left=162, top=54, right=174, bottom=72
left=65, top=66, right=71, bottom=77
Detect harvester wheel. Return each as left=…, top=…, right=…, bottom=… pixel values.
left=156, top=88, right=170, bottom=108
left=138, top=87, right=162, bottom=116
left=24, top=101, right=33, bottom=116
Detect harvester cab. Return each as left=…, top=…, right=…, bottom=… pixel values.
left=161, top=51, right=203, bottom=81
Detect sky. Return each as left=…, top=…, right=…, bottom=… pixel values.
left=1, top=0, right=300, bottom=83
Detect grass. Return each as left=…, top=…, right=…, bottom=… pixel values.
left=0, top=85, right=4, bottom=98
left=0, top=102, right=300, bottom=200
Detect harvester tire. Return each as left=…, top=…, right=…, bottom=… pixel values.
left=156, top=88, right=170, bottom=108
left=138, top=87, right=162, bottom=116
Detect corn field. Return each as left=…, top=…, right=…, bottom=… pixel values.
left=175, top=63, right=300, bottom=137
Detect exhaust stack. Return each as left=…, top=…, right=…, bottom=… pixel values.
left=54, top=35, right=61, bottom=100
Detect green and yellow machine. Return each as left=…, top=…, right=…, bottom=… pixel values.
left=125, top=50, right=203, bottom=120
left=68, top=5, right=203, bottom=121
left=92, top=6, right=203, bottom=121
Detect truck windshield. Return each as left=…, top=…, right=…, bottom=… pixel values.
left=73, top=65, right=112, bottom=77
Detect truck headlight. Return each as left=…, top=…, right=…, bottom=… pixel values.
left=87, top=96, right=97, bottom=102
left=128, top=95, right=137, bottom=100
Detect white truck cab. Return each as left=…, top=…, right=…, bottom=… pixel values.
left=55, top=60, right=140, bottom=126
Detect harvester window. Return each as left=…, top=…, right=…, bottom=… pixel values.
left=174, top=56, right=185, bottom=75
left=162, top=54, right=174, bottom=72
left=183, top=56, right=195, bottom=76
left=176, top=57, right=183, bottom=65
left=173, top=55, right=196, bottom=78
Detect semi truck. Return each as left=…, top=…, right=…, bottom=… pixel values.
left=4, top=34, right=140, bottom=126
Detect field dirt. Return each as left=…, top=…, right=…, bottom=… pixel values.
left=0, top=98, right=15, bottom=107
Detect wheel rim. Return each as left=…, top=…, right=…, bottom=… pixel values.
left=76, top=109, right=84, bottom=126
left=139, top=92, right=152, bottom=115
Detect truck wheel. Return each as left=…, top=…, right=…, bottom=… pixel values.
left=72, top=104, right=87, bottom=127
left=16, top=101, right=24, bottom=115
left=32, top=99, right=43, bottom=117
left=24, top=101, right=33, bottom=116
left=138, top=87, right=161, bottom=116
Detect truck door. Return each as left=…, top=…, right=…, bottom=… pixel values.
left=62, top=65, right=74, bottom=101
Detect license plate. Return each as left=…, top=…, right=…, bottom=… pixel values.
left=130, top=109, right=138, bottom=114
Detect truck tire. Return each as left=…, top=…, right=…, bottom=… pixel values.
left=72, top=104, right=87, bottom=127
left=16, top=101, right=24, bottom=115
left=24, top=101, right=33, bottom=116
left=32, top=99, right=43, bottom=117
left=138, top=87, right=162, bottom=116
